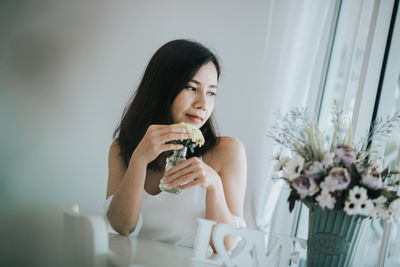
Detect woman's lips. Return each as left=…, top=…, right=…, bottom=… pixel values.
left=186, top=114, right=203, bottom=122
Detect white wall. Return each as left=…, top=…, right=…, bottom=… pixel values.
left=0, top=1, right=330, bottom=266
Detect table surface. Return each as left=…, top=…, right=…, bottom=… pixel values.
left=108, top=233, right=216, bottom=267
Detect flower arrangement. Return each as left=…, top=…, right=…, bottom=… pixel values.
left=170, top=122, right=205, bottom=151
left=269, top=104, right=400, bottom=220
left=159, top=122, right=204, bottom=194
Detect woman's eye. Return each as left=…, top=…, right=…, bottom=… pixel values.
left=185, top=86, right=196, bottom=91
left=208, top=91, right=217, bottom=96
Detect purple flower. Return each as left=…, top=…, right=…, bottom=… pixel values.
left=362, top=167, right=383, bottom=190
left=292, top=175, right=319, bottom=199
left=333, top=145, right=357, bottom=167
left=304, top=161, right=324, bottom=179
left=326, top=167, right=351, bottom=190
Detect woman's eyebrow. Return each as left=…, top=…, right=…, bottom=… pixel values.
left=190, top=79, right=218, bottom=89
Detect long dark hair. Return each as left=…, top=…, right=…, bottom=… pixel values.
left=113, top=39, right=221, bottom=170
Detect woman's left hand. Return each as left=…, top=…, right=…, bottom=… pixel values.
left=163, top=157, right=220, bottom=190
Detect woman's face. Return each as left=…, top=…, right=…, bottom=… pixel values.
left=171, top=61, right=218, bottom=128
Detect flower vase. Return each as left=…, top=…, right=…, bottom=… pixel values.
left=305, top=202, right=366, bottom=267
left=159, top=147, right=188, bottom=194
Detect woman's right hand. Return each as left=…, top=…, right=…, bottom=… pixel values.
left=130, top=125, right=188, bottom=165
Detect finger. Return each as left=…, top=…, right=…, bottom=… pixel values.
left=147, top=124, right=170, bottom=134
left=167, top=171, right=198, bottom=188
left=178, top=179, right=202, bottom=190
left=155, top=125, right=188, bottom=137
left=159, top=132, right=189, bottom=144
left=146, top=125, right=187, bottom=141
left=165, top=157, right=198, bottom=176
left=170, top=125, right=189, bottom=133
left=160, top=143, right=184, bottom=153
left=164, top=165, right=196, bottom=183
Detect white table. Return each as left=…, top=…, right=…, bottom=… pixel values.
left=108, top=233, right=216, bottom=267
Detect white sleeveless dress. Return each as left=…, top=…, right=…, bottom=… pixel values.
left=104, top=158, right=245, bottom=248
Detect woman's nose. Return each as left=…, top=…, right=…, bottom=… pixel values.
left=194, top=93, right=207, bottom=110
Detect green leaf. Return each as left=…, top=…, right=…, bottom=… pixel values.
left=287, top=191, right=299, bottom=212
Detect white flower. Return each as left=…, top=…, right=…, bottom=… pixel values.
left=344, top=201, right=359, bottom=215
left=348, top=186, right=368, bottom=204
left=274, top=161, right=283, bottom=171
left=274, top=156, right=290, bottom=172
left=304, top=161, right=324, bottom=179
left=283, top=157, right=305, bottom=180
left=333, top=145, right=357, bottom=167
left=316, top=190, right=336, bottom=209
left=361, top=167, right=383, bottom=190
left=370, top=196, right=388, bottom=219
left=322, top=152, right=335, bottom=168
left=326, top=167, right=351, bottom=190
left=345, top=187, right=374, bottom=216
left=374, top=196, right=388, bottom=205
left=292, top=175, right=319, bottom=199
left=388, top=199, right=400, bottom=220
left=358, top=199, right=374, bottom=216
left=319, top=177, right=339, bottom=192
left=170, top=122, right=204, bottom=147
left=280, top=156, right=290, bottom=165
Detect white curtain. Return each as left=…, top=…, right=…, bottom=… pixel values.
left=245, top=0, right=336, bottom=236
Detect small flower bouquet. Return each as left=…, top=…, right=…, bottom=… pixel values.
left=159, top=122, right=205, bottom=194
left=269, top=104, right=400, bottom=220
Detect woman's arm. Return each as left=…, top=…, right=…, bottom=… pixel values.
left=106, top=125, right=189, bottom=235
left=204, top=136, right=247, bottom=251
left=106, top=141, right=147, bottom=236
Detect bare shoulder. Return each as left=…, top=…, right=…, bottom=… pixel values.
left=204, top=136, right=246, bottom=175
left=215, top=136, right=245, bottom=154
left=109, top=140, right=121, bottom=156
left=108, top=139, right=126, bottom=171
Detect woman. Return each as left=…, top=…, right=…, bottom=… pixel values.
left=105, top=39, right=247, bottom=250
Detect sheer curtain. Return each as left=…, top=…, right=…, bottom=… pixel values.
left=245, top=0, right=337, bottom=235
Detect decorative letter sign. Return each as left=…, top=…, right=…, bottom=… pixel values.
left=191, top=218, right=307, bottom=267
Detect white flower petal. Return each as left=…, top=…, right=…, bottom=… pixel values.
left=344, top=201, right=358, bottom=215
left=358, top=199, right=374, bottom=216
left=170, top=122, right=204, bottom=146
left=283, top=157, right=305, bottom=181
left=320, top=177, right=339, bottom=192
left=316, top=191, right=336, bottom=210
left=348, top=186, right=368, bottom=204
left=322, top=152, right=335, bottom=168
